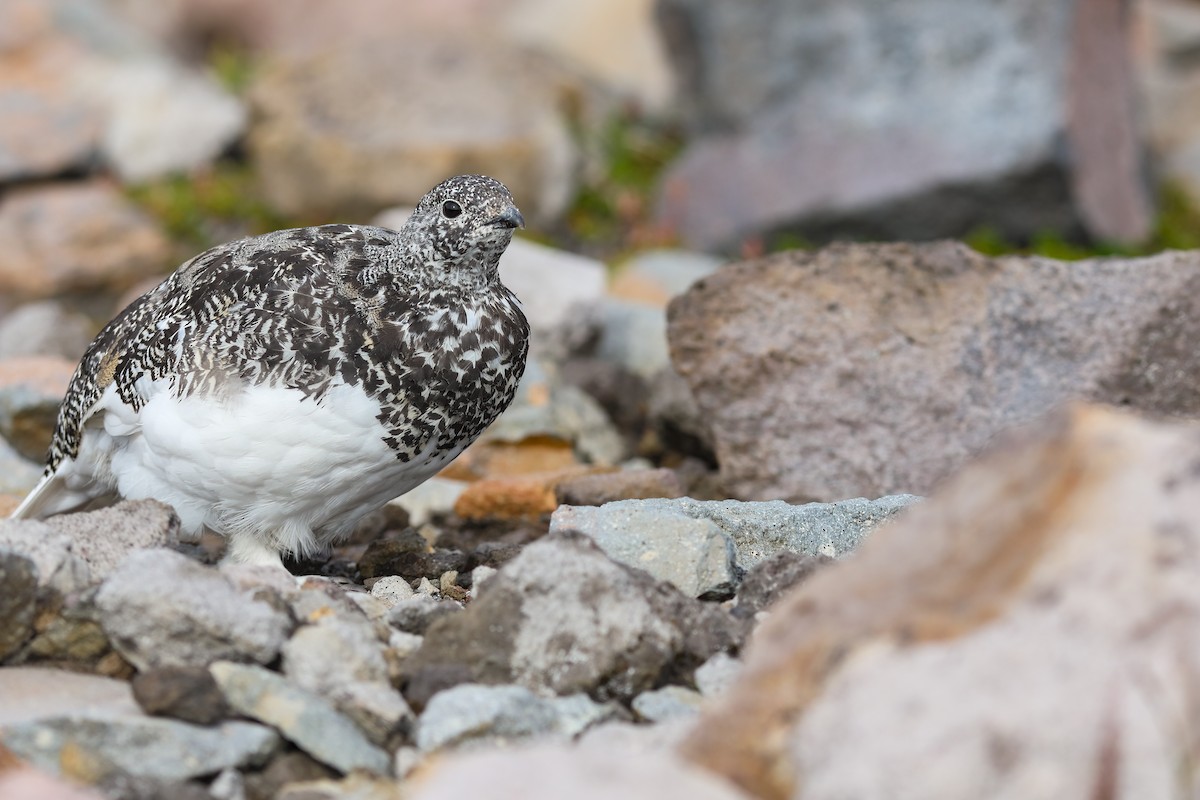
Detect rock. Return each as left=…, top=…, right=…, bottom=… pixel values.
left=90, top=57, right=246, bottom=182
left=630, top=685, right=703, bottom=722
left=694, top=652, right=742, bottom=698
left=415, top=683, right=619, bottom=753
left=682, top=404, right=1200, bottom=799
left=1, top=715, right=278, bottom=783
left=590, top=299, right=672, bottom=379
left=669, top=241, right=1200, bottom=500
left=733, top=552, right=832, bottom=619
left=249, top=36, right=575, bottom=223
left=207, top=768, right=245, bottom=800
left=503, top=0, right=674, bottom=110
left=0, top=302, right=94, bottom=362
left=209, top=661, right=391, bottom=776
left=407, top=742, right=753, bottom=800
left=24, top=595, right=112, bottom=667
left=0, top=182, right=170, bottom=299
left=470, top=565, right=497, bottom=594
left=282, top=618, right=390, bottom=689
left=0, top=356, right=74, bottom=462
left=368, top=575, right=416, bottom=607
left=609, top=249, right=724, bottom=307
left=95, top=549, right=292, bottom=670
left=399, top=531, right=741, bottom=708
left=452, top=468, right=595, bottom=521
left=42, top=501, right=179, bottom=583
left=656, top=0, right=1151, bottom=248
left=242, top=751, right=336, bottom=800
left=0, top=520, right=90, bottom=593
left=358, top=535, right=466, bottom=582
left=0, top=553, right=37, bottom=661
left=549, top=502, right=736, bottom=599
left=550, top=495, right=917, bottom=574
left=131, top=666, right=230, bottom=725
left=0, top=763, right=106, bottom=800
left=555, top=467, right=684, bottom=507
left=0, top=14, right=101, bottom=183
left=483, top=374, right=627, bottom=466
left=280, top=614, right=413, bottom=746
left=386, top=595, right=462, bottom=636
left=0, top=667, right=141, bottom=726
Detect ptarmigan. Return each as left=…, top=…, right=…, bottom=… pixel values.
left=12, top=174, right=529, bottom=567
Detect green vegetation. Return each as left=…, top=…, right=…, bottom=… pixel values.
left=562, top=108, right=684, bottom=257
left=966, top=181, right=1200, bottom=261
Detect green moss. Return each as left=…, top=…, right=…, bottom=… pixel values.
left=208, top=43, right=256, bottom=95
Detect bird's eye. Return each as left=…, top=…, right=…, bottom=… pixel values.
left=441, top=200, right=463, bottom=219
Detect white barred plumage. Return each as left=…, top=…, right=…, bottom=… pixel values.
left=11, top=175, right=529, bottom=568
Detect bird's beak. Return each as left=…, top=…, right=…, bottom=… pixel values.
left=487, top=206, right=525, bottom=230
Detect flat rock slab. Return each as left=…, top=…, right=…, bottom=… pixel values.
left=0, top=714, right=279, bottom=783
left=669, top=241, right=1200, bottom=501
left=209, top=661, right=391, bottom=776
left=0, top=668, right=141, bottom=726
left=415, top=683, right=619, bottom=752
left=551, top=495, right=918, bottom=587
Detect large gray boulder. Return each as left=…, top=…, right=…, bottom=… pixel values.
left=655, top=0, right=1150, bottom=248
left=668, top=241, right=1200, bottom=501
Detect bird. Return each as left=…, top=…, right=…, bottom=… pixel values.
left=11, top=174, right=530, bottom=568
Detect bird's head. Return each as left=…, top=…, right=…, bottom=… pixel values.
left=401, top=174, right=524, bottom=286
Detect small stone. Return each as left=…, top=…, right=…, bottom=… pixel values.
left=0, top=667, right=140, bottom=726
left=469, top=565, right=497, bottom=595
left=452, top=471, right=578, bottom=521
left=554, top=468, right=685, bottom=507
left=414, top=577, right=438, bottom=597
left=131, top=666, right=230, bottom=725
left=330, top=681, right=414, bottom=749
left=241, top=751, right=335, bottom=800
left=415, top=683, right=619, bottom=753
left=394, top=745, right=422, bottom=779
left=207, top=768, right=245, bottom=800
left=282, top=619, right=390, bottom=690
left=369, top=575, right=415, bottom=608
left=358, top=532, right=465, bottom=582
left=209, top=661, right=391, bottom=776
left=275, top=773, right=405, bottom=800
left=0, top=551, right=36, bottom=661
left=387, top=631, right=424, bottom=661
left=95, top=549, right=292, bottom=670
left=733, top=551, right=832, bottom=619
left=631, top=685, right=704, bottom=723
left=694, top=652, right=743, bottom=699
left=386, top=595, right=462, bottom=635
left=0, top=181, right=171, bottom=299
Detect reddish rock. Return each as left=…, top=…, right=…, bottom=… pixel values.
left=453, top=468, right=600, bottom=521
left=668, top=241, right=1200, bottom=501
left=683, top=405, right=1200, bottom=799
left=0, top=182, right=170, bottom=298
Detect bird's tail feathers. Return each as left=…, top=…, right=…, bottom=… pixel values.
left=10, top=470, right=98, bottom=520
